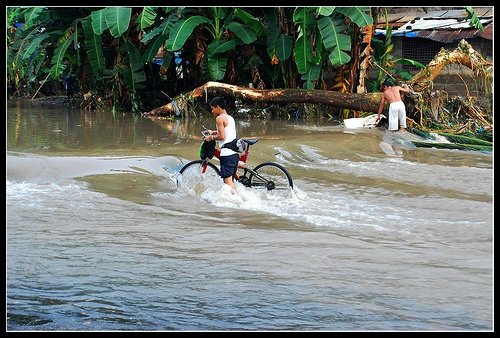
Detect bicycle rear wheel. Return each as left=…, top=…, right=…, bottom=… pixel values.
left=177, top=160, right=222, bottom=194
left=249, top=162, right=293, bottom=190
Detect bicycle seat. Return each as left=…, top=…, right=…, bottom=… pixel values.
left=242, top=138, right=258, bottom=145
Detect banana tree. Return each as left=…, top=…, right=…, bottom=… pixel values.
left=7, top=7, right=84, bottom=96
left=369, top=8, right=425, bottom=92
left=262, top=7, right=295, bottom=88
left=285, top=7, right=373, bottom=89
left=84, top=6, right=149, bottom=112
left=162, top=7, right=264, bottom=82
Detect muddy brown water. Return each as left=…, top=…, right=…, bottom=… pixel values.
left=6, top=100, right=493, bottom=331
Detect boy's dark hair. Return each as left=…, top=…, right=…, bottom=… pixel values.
left=383, top=79, right=394, bottom=87
left=209, top=96, right=226, bottom=109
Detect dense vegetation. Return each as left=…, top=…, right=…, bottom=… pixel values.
left=7, top=7, right=428, bottom=112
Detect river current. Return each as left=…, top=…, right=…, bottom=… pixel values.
left=6, top=100, right=493, bottom=331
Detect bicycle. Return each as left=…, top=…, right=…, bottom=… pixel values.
left=177, top=130, right=293, bottom=192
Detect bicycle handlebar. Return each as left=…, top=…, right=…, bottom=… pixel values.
left=201, top=127, right=211, bottom=139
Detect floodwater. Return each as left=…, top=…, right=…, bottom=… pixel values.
left=6, top=100, right=493, bottom=331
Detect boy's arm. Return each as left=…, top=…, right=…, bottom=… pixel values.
left=213, top=115, right=226, bottom=141
left=376, top=95, right=386, bottom=122
left=399, top=84, right=410, bottom=93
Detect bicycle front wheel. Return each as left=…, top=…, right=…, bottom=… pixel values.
left=177, top=160, right=222, bottom=194
left=249, top=162, right=293, bottom=190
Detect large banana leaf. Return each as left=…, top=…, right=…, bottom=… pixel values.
left=121, top=40, right=146, bottom=90
left=208, top=55, right=227, bottom=81
left=207, top=40, right=233, bottom=80
left=49, top=33, right=74, bottom=78
left=166, top=16, right=211, bottom=51
left=91, top=9, right=107, bottom=35
left=394, top=58, right=425, bottom=68
left=210, top=39, right=238, bottom=54
left=233, top=8, right=266, bottom=37
left=23, top=7, right=45, bottom=28
left=224, top=22, right=257, bottom=44
left=105, top=7, right=132, bottom=38
left=141, top=20, right=173, bottom=63
left=317, top=7, right=335, bottom=17
left=294, top=33, right=312, bottom=74
left=136, top=7, right=157, bottom=31
left=317, top=17, right=347, bottom=50
left=264, top=9, right=280, bottom=58
left=273, top=33, right=293, bottom=62
left=263, top=8, right=279, bottom=40
left=292, top=8, right=315, bottom=74
left=335, top=7, right=373, bottom=27
left=211, top=7, right=229, bottom=20
left=292, top=7, right=316, bottom=26
left=82, top=17, right=105, bottom=80
left=327, top=48, right=351, bottom=68
left=301, top=64, right=321, bottom=89
left=21, top=31, right=49, bottom=61
left=317, top=16, right=351, bottom=67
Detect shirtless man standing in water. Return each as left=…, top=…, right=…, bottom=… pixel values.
left=376, top=80, right=410, bottom=131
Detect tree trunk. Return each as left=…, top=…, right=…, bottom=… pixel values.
left=144, top=81, right=383, bottom=117
left=409, top=39, right=492, bottom=92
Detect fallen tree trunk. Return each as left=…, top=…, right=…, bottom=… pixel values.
left=143, top=81, right=383, bottom=117
left=144, top=39, right=491, bottom=122
left=409, top=39, right=492, bottom=92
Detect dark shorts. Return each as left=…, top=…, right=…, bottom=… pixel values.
left=219, top=153, right=239, bottom=179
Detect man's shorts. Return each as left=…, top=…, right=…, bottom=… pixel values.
left=388, top=101, right=407, bottom=130
left=219, top=153, right=239, bottom=179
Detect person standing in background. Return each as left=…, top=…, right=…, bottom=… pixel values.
left=376, top=80, right=410, bottom=131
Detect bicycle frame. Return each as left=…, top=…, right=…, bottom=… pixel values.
left=200, top=145, right=249, bottom=181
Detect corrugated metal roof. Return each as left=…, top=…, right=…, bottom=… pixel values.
left=375, top=7, right=493, bottom=42
left=477, top=22, right=493, bottom=39
left=411, top=29, right=484, bottom=44
left=376, top=7, right=492, bottom=23
left=400, top=17, right=493, bottom=31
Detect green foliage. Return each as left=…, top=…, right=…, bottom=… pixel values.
left=90, top=9, right=107, bottom=35
left=136, top=7, right=157, bottom=31
left=233, top=8, right=266, bottom=38
left=301, top=65, right=321, bottom=89
left=273, top=34, right=293, bottom=62
left=105, top=7, right=132, bottom=38
left=207, top=55, right=228, bottom=81
left=465, top=7, right=484, bottom=31
left=166, top=16, right=211, bottom=51
left=140, top=19, right=175, bottom=63
left=411, top=141, right=492, bottom=152
left=82, top=16, right=105, bottom=80
left=436, top=132, right=492, bottom=147
left=8, top=6, right=484, bottom=116
left=49, top=32, right=74, bottom=78
left=317, top=16, right=351, bottom=67
left=335, top=7, right=373, bottom=27
left=291, top=7, right=372, bottom=89
left=224, top=22, right=257, bottom=44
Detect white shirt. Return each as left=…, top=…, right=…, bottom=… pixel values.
left=219, top=114, right=237, bottom=156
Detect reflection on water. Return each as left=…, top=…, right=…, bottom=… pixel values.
left=6, top=100, right=493, bottom=331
